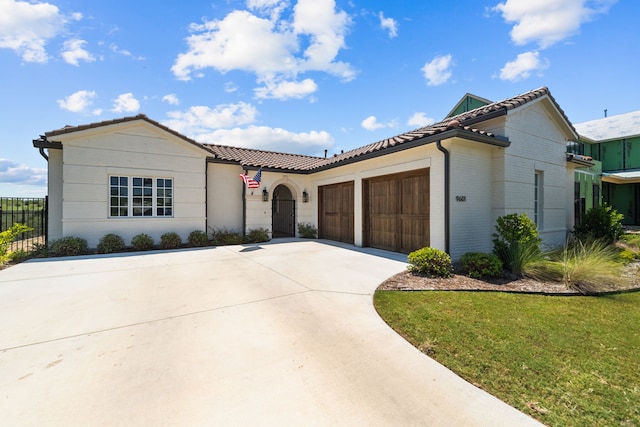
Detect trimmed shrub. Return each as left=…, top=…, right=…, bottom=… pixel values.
left=131, top=233, right=154, bottom=251
left=49, top=236, right=88, bottom=257
left=0, top=223, right=33, bottom=263
left=97, top=233, right=126, bottom=254
left=8, top=249, right=30, bottom=263
left=617, top=248, right=636, bottom=265
left=188, top=230, right=209, bottom=247
left=574, top=204, right=624, bottom=244
left=160, top=232, right=182, bottom=249
left=459, top=252, right=503, bottom=279
left=30, top=242, right=50, bottom=258
left=245, top=228, right=270, bottom=243
left=297, top=222, right=318, bottom=239
left=407, top=247, right=453, bottom=278
left=210, top=228, right=244, bottom=245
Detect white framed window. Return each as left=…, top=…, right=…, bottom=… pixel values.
left=109, top=176, right=173, bottom=218
left=534, top=171, right=543, bottom=228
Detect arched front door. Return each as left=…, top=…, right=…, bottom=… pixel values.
left=272, top=185, right=296, bottom=237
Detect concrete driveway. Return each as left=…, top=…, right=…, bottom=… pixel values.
left=0, top=239, right=541, bottom=426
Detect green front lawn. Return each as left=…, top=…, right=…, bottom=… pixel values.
left=374, top=291, right=640, bottom=426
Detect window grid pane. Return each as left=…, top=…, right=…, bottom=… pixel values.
left=110, top=176, right=173, bottom=218
left=109, top=176, right=128, bottom=217
left=156, top=178, right=173, bottom=217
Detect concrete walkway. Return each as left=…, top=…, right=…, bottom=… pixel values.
left=0, top=239, right=542, bottom=426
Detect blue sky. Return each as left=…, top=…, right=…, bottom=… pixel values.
left=1, top=0, right=638, bottom=197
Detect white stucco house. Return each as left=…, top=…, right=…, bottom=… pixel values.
left=33, top=87, right=592, bottom=260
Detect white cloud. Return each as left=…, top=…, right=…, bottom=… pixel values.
left=0, top=0, right=68, bottom=62
left=225, top=82, right=238, bottom=93
left=172, top=10, right=298, bottom=80
left=196, top=126, right=333, bottom=154
left=499, top=50, right=549, bottom=81
left=110, top=44, right=145, bottom=60
left=162, top=93, right=180, bottom=105
left=163, top=101, right=332, bottom=154
left=361, top=115, right=396, bottom=131
left=407, top=112, right=435, bottom=128
left=379, top=12, right=398, bottom=38
left=247, top=0, right=288, bottom=21
left=361, top=116, right=384, bottom=131
left=172, top=0, right=354, bottom=99
left=422, top=54, right=453, bottom=86
left=494, top=0, right=617, bottom=49
left=164, top=102, right=259, bottom=135
left=61, top=39, right=95, bottom=66
left=57, top=90, right=97, bottom=113
left=254, top=78, right=318, bottom=100
left=111, top=93, right=140, bottom=113
left=0, top=159, right=46, bottom=186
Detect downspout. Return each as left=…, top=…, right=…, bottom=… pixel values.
left=204, top=160, right=208, bottom=235
left=436, top=140, right=450, bottom=254
left=38, top=147, right=48, bottom=161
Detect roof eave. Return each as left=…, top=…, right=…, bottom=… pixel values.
left=32, top=138, right=62, bottom=150
left=310, top=128, right=509, bottom=173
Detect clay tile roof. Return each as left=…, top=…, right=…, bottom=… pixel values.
left=40, top=87, right=569, bottom=173
left=207, top=145, right=325, bottom=171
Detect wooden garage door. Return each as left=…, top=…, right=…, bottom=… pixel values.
left=364, top=169, right=429, bottom=253
left=319, top=181, right=354, bottom=244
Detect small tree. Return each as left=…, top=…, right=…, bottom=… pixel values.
left=493, top=213, right=542, bottom=275
left=574, top=204, right=624, bottom=244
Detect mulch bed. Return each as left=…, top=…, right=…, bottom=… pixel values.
left=378, top=265, right=640, bottom=295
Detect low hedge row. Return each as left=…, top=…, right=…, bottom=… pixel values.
left=42, top=228, right=272, bottom=257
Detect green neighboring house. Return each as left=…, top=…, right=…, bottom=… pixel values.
left=575, top=110, right=640, bottom=225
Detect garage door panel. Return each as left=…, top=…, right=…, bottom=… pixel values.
left=400, top=216, right=429, bottom=254
left=319, top=181, right=354, bottom=244
left=365, top=169, right=429, bottom=253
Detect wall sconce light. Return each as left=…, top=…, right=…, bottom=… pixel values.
left=262, top=188, right=269, bottom=202
left=302, top=189, right=309, bottom=203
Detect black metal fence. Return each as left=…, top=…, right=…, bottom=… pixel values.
left=0, top=197, right=47, bottom=252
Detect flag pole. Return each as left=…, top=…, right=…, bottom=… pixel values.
left=242, top=167, right=247, bottom=239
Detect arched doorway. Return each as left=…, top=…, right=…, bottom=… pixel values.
left=272, top=184, right=296, bottom=237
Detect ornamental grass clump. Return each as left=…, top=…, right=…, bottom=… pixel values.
left=560, top=239, right=627, bottom=295
left=459, top=252, right=503, bottom=279
left=407, top=247, right=453, bottom=278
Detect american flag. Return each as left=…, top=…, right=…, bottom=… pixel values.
left=240, top=168, right=262, bottom=189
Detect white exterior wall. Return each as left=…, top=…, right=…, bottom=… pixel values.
left=54, top=122, right=208, bottom=247
left=207, top=163, right=243, bottom=233
left=501, top=99, right=573, bottom=249
left=47, top=149, right=63, bottom=242
left=446, top=138, right=502, bottom=260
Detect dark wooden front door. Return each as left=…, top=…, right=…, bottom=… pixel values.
left=319, top=181, right=354, bottom=244
left=272, top=185, right=296, bottom=237
left=364, top=169, right=429, bottom=253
